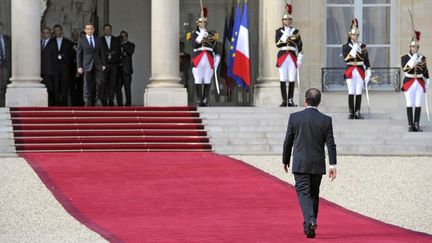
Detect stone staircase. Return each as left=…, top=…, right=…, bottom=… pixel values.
left=0, top=108, right=16, bottom=156
left=199, top=106, right=432, bottom=156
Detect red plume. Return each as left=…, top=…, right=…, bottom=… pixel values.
left=287, top=4, right=292, bottom=15
left=352, top=18, right=358, bottom=27
left=203, top=7, right=208, bottom=18
left=415, top=31, right=421, bottom=41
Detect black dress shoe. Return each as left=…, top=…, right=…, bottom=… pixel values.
left=408, top=125, right=415, bottom=132
left=287, top=99, right=297, bottom=107
left=354, top=111, right=364, bottom=119
left=348, top=113, right=355, bottom=120
left=414, top=122, right=423, bottom=132
left=305, top=222, right=317, bottom=238
left=279, top=101, right=287, bottom=107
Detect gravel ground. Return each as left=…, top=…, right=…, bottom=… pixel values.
left=0, top=157, right=107, bottom=243
left=1, top=156, right=430, bottom=242
left=232, top=155, right=432, bottom=235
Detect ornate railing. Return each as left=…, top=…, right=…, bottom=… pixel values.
left=321, top=67, right=401, bottom=92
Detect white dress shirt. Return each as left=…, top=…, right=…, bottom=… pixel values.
left=104, top=35, right=112, bottom=49
left=56, top=37, right=63, bottom=51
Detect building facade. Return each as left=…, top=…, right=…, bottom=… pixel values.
left=0, top=0, right=430, bottom=106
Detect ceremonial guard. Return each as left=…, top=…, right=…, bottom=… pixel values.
left=342, top=19, right=371, bottom=119
left=401, top=31, right=430, bottom=132
left=188, top=6, right=219, bottom=107
left=276, top=3, right=303, bottom=107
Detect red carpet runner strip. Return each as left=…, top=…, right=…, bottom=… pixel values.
left=22, top=152, right=432, bottom=243
left=11, top=107, right=211, bottom=152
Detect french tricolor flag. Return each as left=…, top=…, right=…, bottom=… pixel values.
left=232, top=2, right=250, bottom=88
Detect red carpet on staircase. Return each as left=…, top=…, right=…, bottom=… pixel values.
left=11, top=107, right=210, bottom=152
left=22, top=152, right=432, bottom=243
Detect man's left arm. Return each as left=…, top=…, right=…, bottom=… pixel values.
left=325, top=117, right=337, bottom=181
left=282, top=116, right=295, bottom=172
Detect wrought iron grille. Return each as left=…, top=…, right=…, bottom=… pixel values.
left=321, top=67, right=401, bottom=92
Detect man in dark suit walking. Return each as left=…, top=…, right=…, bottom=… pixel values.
left=53, top=24, right=74, bottom=106
left=0, top=22, right=11, bottom=107
left=282, top=88, right=337, bottom=239
left=116, top=30, right=135, bottom=106
left=41, top=27, right=56, bottom=106
left=77, top=23, right=106, bottom=106
left=101, top=24, right=121, bottom=106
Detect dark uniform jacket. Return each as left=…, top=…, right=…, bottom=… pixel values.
left=53, top=37, right=74, bottom=67
left=275, top=26, right=303, bottom=67
left=342, top=41, right=370, bottom=79
left=41, top=38, right=56, bottom=75
left=0, top=34, right=11, bottom=78
left=101, top=35, right=122, bottom=65
left=120, top=41, right=135, bottom=74
left=190, top=28, right=218, bottom=68
left=283, top=108, right=337, bottom=175
left=401, top=53, right=429, bottom=92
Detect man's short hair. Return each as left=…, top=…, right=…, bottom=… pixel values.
left=85, top=23, right=95, bottom=28
left=305, top=88, right=321, bottom=107
left=120, top=30, right=128, bottom=36
left=42, top=26, right=51, bottom=32
left=103, top=24, right=112, bottom=30
left=53, top=24, right=63, bottom=30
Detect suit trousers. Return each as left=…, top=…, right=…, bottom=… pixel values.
left=83, top=67, right=104, bottom=106
left=54, top=64, right=70, bottom=106
left=103, top=64, right=118, bottom=105
left=0, top=65, right=7, bottom=107
left=116, top=72, right=132, bottom=106
left=294, top=173, right=323, bottom=228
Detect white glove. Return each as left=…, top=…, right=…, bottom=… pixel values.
left=349, top=43, right=360, bottom=58
left=281, top=31, right=290, bottom=43
left=196, top=29, right=207, bottom=43
left=297, top=53, right=304, bottom=66
left=365, top=69, right=372, bottom=85
left=426, top=78, right=431, bottom=93
left=407, top=54, right=421, bottom=68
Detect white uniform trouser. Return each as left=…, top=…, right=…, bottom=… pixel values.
left=192, top=54, right=213, bottom=84
left=346, top=68, right=364, bottom=95
left=404, top=79, right=424, bottom=107
left=279, top=55, right=297, bottom=82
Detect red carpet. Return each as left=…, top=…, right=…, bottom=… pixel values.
left=11, top=107, right=210, bottom=152
left=22, top=152, right=431, bottom=243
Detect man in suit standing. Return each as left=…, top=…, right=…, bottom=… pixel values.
left=116, top=30, right=135, bottom=106
left=41, top=27, right=56, bottom=106
left=282, top=88, right=337, bottom=239
left=53, top=24, right=74, bottom=106
left=77, top=23, right=106, bottom=106
left=0, top=22, right=11, bottom=107
left=101, top=24, right=121, bottom=106
left=70, top=30, right=84, bottom=106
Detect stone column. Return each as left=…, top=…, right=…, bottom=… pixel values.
left=6, top=0, right=47, bottom=107
left=254, top=0, right=298, bottom=107
left=144, top=0, right=187, bottom=106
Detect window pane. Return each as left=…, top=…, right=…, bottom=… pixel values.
left=363, top=0, right=390, bottom=4
left=326, top=6, right=352, bottom=45
left=367, top=47, right=390, bottom=67
left=362, top=6, right=390, bottom=44
left=326, top=47, right=347, bottom=68
left=327, top=0, right=351, bottom=4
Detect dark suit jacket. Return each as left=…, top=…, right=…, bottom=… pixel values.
left=101, top=35, right=121, bottom=65
left=76, top=35, right=106, bottom=72
left=120, top=41, right=135, bottom=74
left=53, top=37, right=74, bottom=68
left=283, top=107, right=337, bottom=175
left=41, top=38, right=56, bottom=75
left=1, top=34, right=12, bottom=78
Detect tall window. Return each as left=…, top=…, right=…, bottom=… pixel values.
left=325, top=0, right=395, bottom=68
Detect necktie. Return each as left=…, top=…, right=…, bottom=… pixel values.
left=90, top=36, right=94, bottom=48
left=0, top=36, right=4, bottom=59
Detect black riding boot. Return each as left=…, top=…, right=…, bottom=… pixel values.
left=202, top=84, right=211, bottom=107
left=288, top=82, right=297, bottom=107
left=354, top=95, right=364, bottom=119
left=414, top=107, right=423, bottom=132
left=196, top=84, right=203, bottom=106
left=280, top=82, right=287, bottom=107
left=348, top=94, right=355, bottom=119
left=407, top=107, right=415, bottom=132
